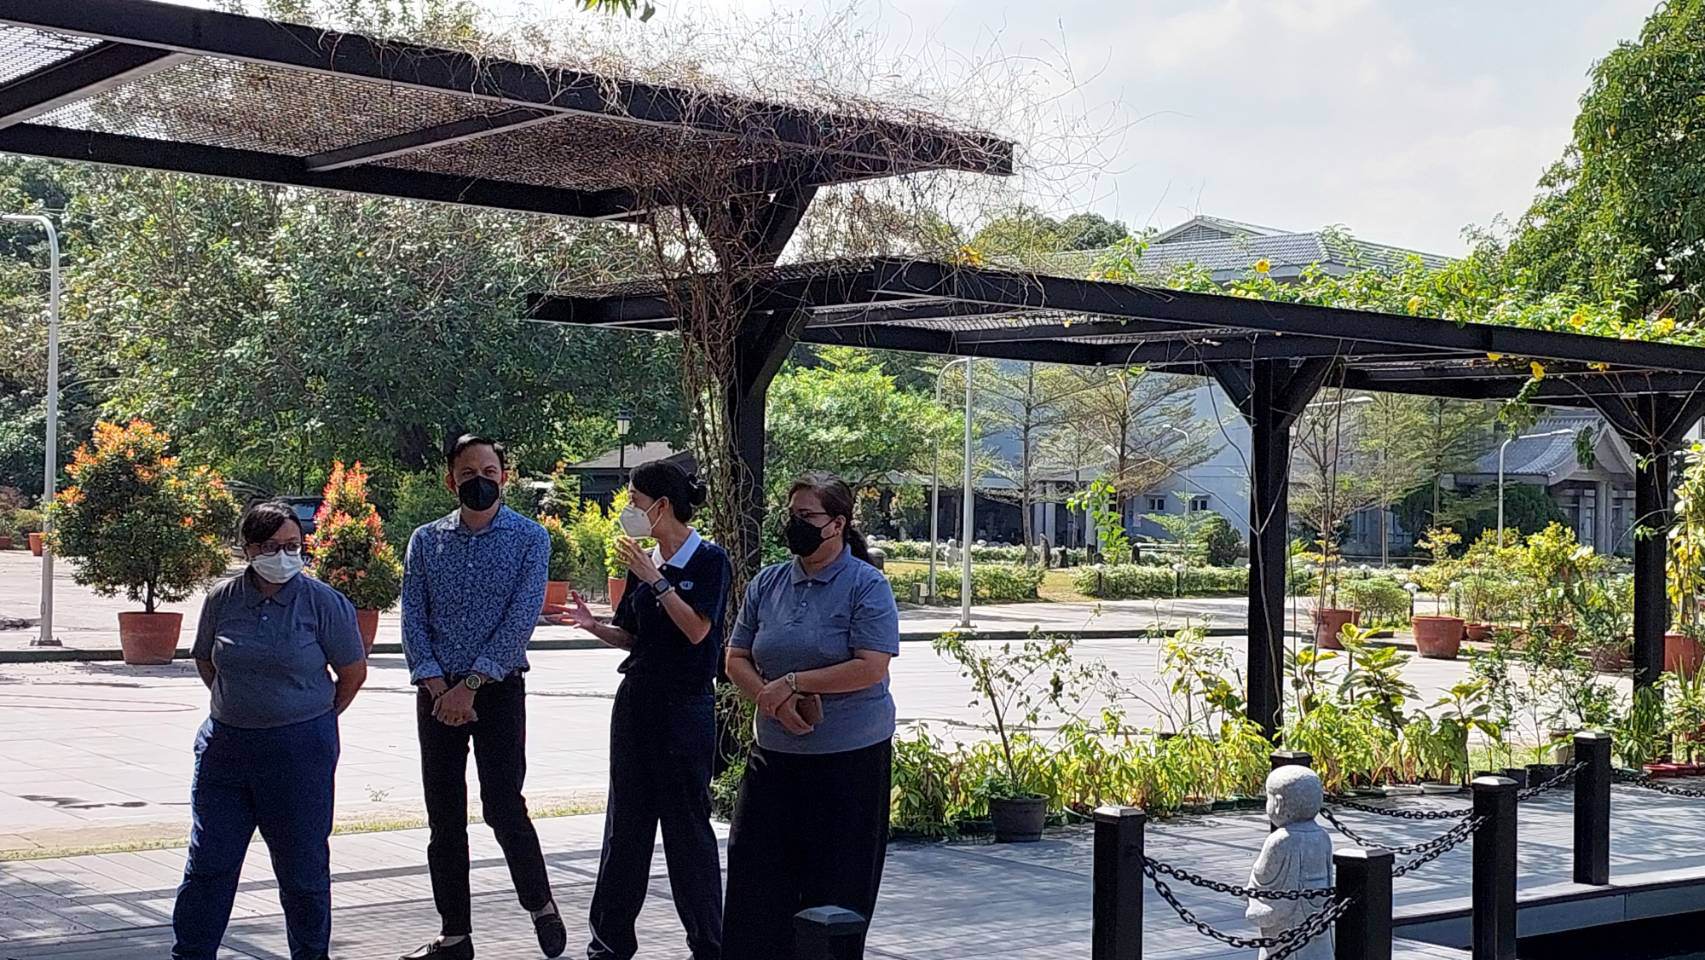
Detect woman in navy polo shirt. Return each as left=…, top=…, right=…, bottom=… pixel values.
left=173, top=500, right=368, bottom=960
left=549, top=460, right=730, bottom=960
left=721, top=472, right=901, bottom=958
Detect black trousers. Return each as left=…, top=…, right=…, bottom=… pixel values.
left=721, top=739, right=892, bottom=960
left=416, top=674, right=552, bottom=937
left=589, top=677, right=723, bottom=960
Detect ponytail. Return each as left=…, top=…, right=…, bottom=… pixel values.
left=844, top=525, right=872, bottom=566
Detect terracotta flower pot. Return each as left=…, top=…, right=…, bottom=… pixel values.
left=544, top=581, right=571, bottom=610
left=0, top=534, right=12, bottom=551
left=1312, top=608, right=1359, bottom=649
left=1666, top=632, right=1704, bottom=676
left=27, top=532, right=43, bottom=556
left=1465, top=622, right=1493, bottom=642
left=355, top=609, right=379, bottom=654
left=607, top=576, right=626, bottom=608
left=1412, top=616, right=1464, bottom=659
left=117, top=611, right=183, bottom=665
left=1590, top=646, right=1631, bottom=672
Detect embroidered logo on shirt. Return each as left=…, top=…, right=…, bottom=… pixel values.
left=680, top=580, right=694, bottom=591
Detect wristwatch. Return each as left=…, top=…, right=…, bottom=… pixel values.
left=785, top=671, right=799, bottom=693
left=462, top=674, right=485, bottom=691
left=652, top=577, right=675, bottom=598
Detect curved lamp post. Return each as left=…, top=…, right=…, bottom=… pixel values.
left=4, top=215, right=59, bottom=648
left=928, top=357, right=975, bottom=630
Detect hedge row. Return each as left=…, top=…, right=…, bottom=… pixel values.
left=886, top=563, right=1046, bottom=604
left=1072, top=564, right=1247, bottom=599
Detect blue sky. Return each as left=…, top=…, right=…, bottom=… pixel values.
left=182, top=0, right=1659, bottom=255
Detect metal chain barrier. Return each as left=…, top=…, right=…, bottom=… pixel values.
left=1325, top=795, right=1470, bottom=820
left=1392, top=815, right=1484, bottom=878
left=1614, top=768, right=1705, bottom=798
left=1517, top=762, right=1586, bottom=802
left=1318, top=806, right=1473, bottom=857
left=1142, top=857, right=1354, bottom=959
left=1144, top=856, right=1336, bottom=901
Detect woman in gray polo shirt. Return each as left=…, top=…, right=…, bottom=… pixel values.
left=172, top=500, right=368, bottom=960
left=722, top=473, right=901, bottom=958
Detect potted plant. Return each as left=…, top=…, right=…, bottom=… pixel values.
left=933, top=629, right=1110, bottom=841
left=1411, top=527, right=1465, bottom=659
left=0, top=486, right=21, bottom=550
left=308, top=461, right=402, bottom=653
left=50, top=420, right=239, bottom=664
left=1666, top=443, right=1705, bottom=675
left=1306, top=537, right=1357, bottom=650
left=605, top=488, right=632, bottom=606
left=540, top=514, right=576, bottom=610
left=18, top=509, right=44, bottom=556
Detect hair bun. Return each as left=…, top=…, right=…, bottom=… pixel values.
left=686, top=474, right=709, bottom=506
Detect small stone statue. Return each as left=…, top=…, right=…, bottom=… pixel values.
left=1245, top=766, right=1333, bottom=960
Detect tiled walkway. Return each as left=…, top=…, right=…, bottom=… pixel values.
left=13, top=786, right=1705, bottom=960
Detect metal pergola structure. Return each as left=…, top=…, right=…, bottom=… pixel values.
left=533, top=257, right=1705, bottom=736
left=6, top=0, right=1704, bottom=737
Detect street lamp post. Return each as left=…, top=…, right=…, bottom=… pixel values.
left=615, top=409, right=633, bottom=475
left=929, top=358, right=971, bottom=609
left=1498, top=428, right=1573, bottom=547
left=959, top=359, right=975, bottom=631
left=5, top=214, right=59, bottom=648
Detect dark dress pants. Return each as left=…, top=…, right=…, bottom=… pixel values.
left=417, top=674, right=553, bottom=937
left=588, top=676, right=723, bottom=960
left=721, top=739, right=892, bottom=960
left=172, top=711, right=339, bottom=960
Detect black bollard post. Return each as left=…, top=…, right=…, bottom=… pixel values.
left=794, top=906, right=867, bottom=960
left=1471, top=776, right=1518, bottom=960
left=1573, top=731, right=1612, bottom=886
left=1272, top=749, right=1314, bottom=771
left=1335, top=847, right=1394, bottom=960
left=1093, top=806, right=1145, bottom=960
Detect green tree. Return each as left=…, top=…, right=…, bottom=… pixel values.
left=764, top=348, right=954, bottom=502
left=973, top=361, right=1102, bottom=561
left=1357, top=395, right=1435, bottom=564
left=1058, top=212, right=1129, bottom=250
left=1055, top=366, right=1214, bottom=510
left=1509, top=0, right=1705, bottom=320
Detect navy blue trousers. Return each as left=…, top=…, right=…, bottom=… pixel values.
left=588, top=677, right=723, bottom=960
left=171, top=711, right=339, bottom=960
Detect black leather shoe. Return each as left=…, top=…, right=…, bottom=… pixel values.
left=534, top=906, right=568, bottom=958
left=401, top=938, right=474, bottom=960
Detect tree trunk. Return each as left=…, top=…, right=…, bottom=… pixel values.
left=1020, top=424, right=1034, bottom=563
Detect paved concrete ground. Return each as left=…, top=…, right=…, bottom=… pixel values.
left=0, top=551, right=1266, bottom=652
left=19, top=786, right=1704, bottom=959
left=0, top=637, right=1483, bottom=856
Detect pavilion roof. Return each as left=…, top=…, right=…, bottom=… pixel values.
left=0, top=0, right=1012, bottom=219
left=532, top=257, right=1705, bottom=412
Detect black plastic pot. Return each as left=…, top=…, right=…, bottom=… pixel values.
left=989, top=795, right=1048, bottom=843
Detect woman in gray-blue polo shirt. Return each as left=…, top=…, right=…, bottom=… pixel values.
left=172, top=501, right=367, bottom=960
left=723, top=472, right=901, bottom=958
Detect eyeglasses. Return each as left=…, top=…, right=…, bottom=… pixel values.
left=790, top=510, right=831, bottom=523
left=254, top=542, right=303, bottom=556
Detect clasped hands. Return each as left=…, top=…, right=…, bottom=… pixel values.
left=757, top=677, right=817, bottom=736
left=421, top=677, right=477, bottom=726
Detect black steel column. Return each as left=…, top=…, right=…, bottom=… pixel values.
left=1633, top=445, right=1671, bottom=689
left=1471, top=776, right=1518, bottom=960
left=1093, top=806, right=1145, bottom=960
left=1335, top=847, right=1393, bottom=960
left=1248, top=361, right=1288, bottom=740
left=1573, top=731, right=1612, bottom=886
left=793, top=906, right=868, bottom=960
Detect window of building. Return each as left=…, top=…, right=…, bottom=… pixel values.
left=1190, top=495, right=1210, bottom=513
left=1147, top=495, right=1166, bottom=512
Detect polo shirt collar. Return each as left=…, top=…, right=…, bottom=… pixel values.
left=240, top=567, right=303, bottom=607
left=653, top=528, right=702, bottom=571
left=790, top=546, right=853, bottom=585
left=446, top=505, right=516, bottom=536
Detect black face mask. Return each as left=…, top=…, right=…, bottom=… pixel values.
left=457, top=476, right=502, bottom=511
left=783, top=515, right=831, bottom=557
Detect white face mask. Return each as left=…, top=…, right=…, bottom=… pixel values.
left=251, top=549, right=304, bottom=584
left=619, top=503, right=655, bottom=539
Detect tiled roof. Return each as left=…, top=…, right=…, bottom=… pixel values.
left=567, top=442, right=690, bottom=471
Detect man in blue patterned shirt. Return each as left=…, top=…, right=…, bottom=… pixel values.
left=400, top=435, right=565, bottom=960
